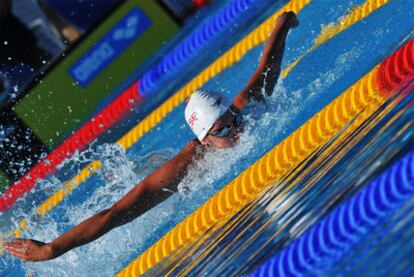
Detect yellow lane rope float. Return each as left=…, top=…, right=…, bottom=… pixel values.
left=30, top=0, right=391, bottom=221
left=282, top=0, right=390, bottom=78
left=0, top=0, right=312, bottom=251
left=160, top=96, right=405, bottom=276
left=119, top=32, right=414, bottom=271
left=117, top=64, right=388, bottom=276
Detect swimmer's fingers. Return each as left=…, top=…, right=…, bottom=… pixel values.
left=4, top=239, right=25, bottom=250
left=4, top=238, right=53, bottom=261
left=4, top=245, right=28, bottom=260
left=4, top=240, right=29, bottom=260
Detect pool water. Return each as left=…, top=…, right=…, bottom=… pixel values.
left=1, top=0, right=414, bottom=276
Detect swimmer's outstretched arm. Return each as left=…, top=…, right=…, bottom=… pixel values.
left=4, top=140, right=201, bottom=261
left=232, top=11, right=298, bottom=110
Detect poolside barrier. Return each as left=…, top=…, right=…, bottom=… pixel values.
left=116, top=38, right=414, bottom=276
left=0, top=0, right=268, bottom=211
left=252, top=150, right=414, bottom=276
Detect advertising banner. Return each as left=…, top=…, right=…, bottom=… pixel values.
left=14, top=0, right=179, bottom=149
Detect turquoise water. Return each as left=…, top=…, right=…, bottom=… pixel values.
left=1, top=0, right=414, bottom=276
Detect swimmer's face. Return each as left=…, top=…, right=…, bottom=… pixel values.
left=202, top=109, right=243, bottom=149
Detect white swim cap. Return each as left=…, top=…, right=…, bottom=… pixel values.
left=185, top=90, right=231, bottom=141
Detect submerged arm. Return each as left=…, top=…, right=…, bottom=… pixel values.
left=232, top=12, right=298, bottom=110
left=4, top=141, right=201, bottom=261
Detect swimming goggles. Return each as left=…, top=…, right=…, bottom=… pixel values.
left=209, top=113, right=242, bottom=138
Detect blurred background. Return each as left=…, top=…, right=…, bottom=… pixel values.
left=0, top=0, right=210, bottom=191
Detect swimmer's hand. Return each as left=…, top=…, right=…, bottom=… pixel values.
left=283, top=11, right=299, bottom=29
left=4, top=238, right=55, bottom=261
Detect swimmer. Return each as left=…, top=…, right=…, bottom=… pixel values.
left=4, top=11, right=298, bottom=262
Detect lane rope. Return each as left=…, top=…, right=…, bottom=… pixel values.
left=116, top=38, right=414, bottom=276
left=252, top=150, right=414, bottom=276
left=0, top=0, right=313, bottom=250
left=0, top=0, right=266, bottom=211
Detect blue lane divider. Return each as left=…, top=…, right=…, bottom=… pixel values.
left=139, top=0, right=272, bottom=96
left=252, top=150, right=414, bottom=277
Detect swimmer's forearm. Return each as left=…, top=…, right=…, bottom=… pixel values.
left=259, top=14, right=290, bottom=73
left=48, top=183, right=152, bottom=258
left=47, top=147, right=196, bottom=259
left=48, top=208, right=120, bottom=258
left=4, top=206, right=127, bottom=261
left=232, top=28, right=285, bottom=109
left=233, top=12, right=295, bottom=109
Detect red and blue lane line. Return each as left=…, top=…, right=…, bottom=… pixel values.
left=0, top=0, right=267, bottom=211
left=0, top=82, right=142, bottom=211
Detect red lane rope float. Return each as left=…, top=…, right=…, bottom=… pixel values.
left=0, top=82, right=142, bottom=211
left=378, top=39, right=414, bottom=94
left=193, top=0, right=209, bottom=9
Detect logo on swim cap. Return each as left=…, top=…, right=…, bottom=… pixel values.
left=184, top=90, right=231, bottom=141
left=188, top=112, right=198, bottom=127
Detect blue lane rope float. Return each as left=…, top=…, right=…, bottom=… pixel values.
left=252, top=150, right=414, bottom=277
left=139, top=0, right=272, bottom=95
